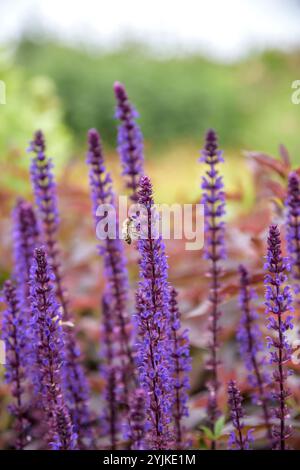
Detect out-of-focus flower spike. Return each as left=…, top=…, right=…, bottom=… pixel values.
left=114, top=82, right=144, bottom=202
left=127, top=389, right=147, bottom=450
left=2, top=280, right=28, bottom=449
left=169, top=287, right=191, bottom=449
left=199, top=129, right=226, bottom=446
left=86, top=129, right=134, bottom=404
left=286, top=172, right=300, bottom=293
left=100, top=294, right=122, bottom=447
left=12, top=198, right=40, bottom=303
left=104, top=366, right=119, bottom=451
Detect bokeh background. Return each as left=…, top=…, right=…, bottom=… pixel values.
left=1, top=0, right=300, bottom=448
left=1, top=0, right=300, bottom=191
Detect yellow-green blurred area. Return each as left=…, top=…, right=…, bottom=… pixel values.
left=0, top=38, right=299, bottom=205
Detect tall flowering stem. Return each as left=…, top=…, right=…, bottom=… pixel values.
left=264, top=225, right=293, bottom=450
left=29, top=130, right=91, bottom=447
left=135, top=175, right=172, bottom=449
left=227, top=380, right=253, bottom=450
left=12, top=198, right=40, bottom=304
left=29, top=247, right=77, bottom=449
left=200, top=129, right=226, bottom=443
left=86, top=130, right=133, bottom=360
left=29, top=131, right=65, bottom=314
left=114, top=82, right=144, bottom=202
left=237, top=264, right=272, bottom=443
left=286, top=172, right=300, bottom=293
left=169, top=287, right=191, bottom=449
left=2, top=281, right=28, bottom=449
left=12, top=199, right=40, bottom=369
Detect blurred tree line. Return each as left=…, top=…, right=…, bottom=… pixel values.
left=2, top=38, right=300, bottom=161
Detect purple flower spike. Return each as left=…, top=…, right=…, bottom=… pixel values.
left=29, top=130, right=92, bottom=447
left=200, top=129, right=226, bottom=445
left=237, top=265, right=272, bottom=443
left=135, top=175, right=172, bottom=450
left=12, top=198, right=40, bottom=304
left=29, top=247, right=77, bottom=449
left=264, top=225, right=293, bottom=450
left=169, top=287, right=191, bottom=449
left=127, top=388, right=147, bottom=450
left=12, top=199, right=40, bottom=364
left=114, top=82, right=144, bottom=202
left=86, top=129, right=134, bottom=409
left=227, top=380, right=253, bottom=450
left=286, top=172, right=300, bottom=293
left=2, top=280, right=28, bottom=449
left=29, top=131, right=63, bottom=309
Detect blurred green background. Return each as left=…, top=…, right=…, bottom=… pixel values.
left=1, top=38, right=300, bottom=161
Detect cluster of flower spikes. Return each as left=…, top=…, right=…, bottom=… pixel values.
left=200, top=128, right=226, bottom=440
left=227, top=380, right=253, bottom=450
left=286, top=172, right=300, bottom=293
left=135, top=175, right=173, bottom=449
left=29, top=130, right=92, bottom=447
left=29, top=247, right=77, bottom=449
left=264, top=224, right=294, bottom=449
left=2, top=280, right=28, bottom=449
left=237, top=264, right=272, bottom=443
left=114, top=81, right=144, bottom=202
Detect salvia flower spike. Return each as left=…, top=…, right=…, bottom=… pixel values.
left=237, top=264, right=272, bottom=443
left=12, top=198, right=40, bottom=305
left=169, top=287, right=191, bottom=449
left=264, top=224, right=293, bottom=449
left=286, top=172, right=300, bottom=293
left=29, top=130, right=92, bottom=447
left=114, top=81, right=144, bottom=202
left=2, top=280, right=28, bottom=449
left=29, top=247, right=77, bottom=449
left=12, top=199, right=40, bottom=365
left=227, top=380, right=253, bottom=450
left=135, top=175, right=172, bottom=449
left=200, top=128, right=226, bottom=443
left=86, top=129, right=133, bottom=380
left=29, top=131, right=63, bottom=311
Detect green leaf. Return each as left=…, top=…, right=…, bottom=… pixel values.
left=214, top=416, right=225, bottom=438
left=200, top=426, right=215, bottom=441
